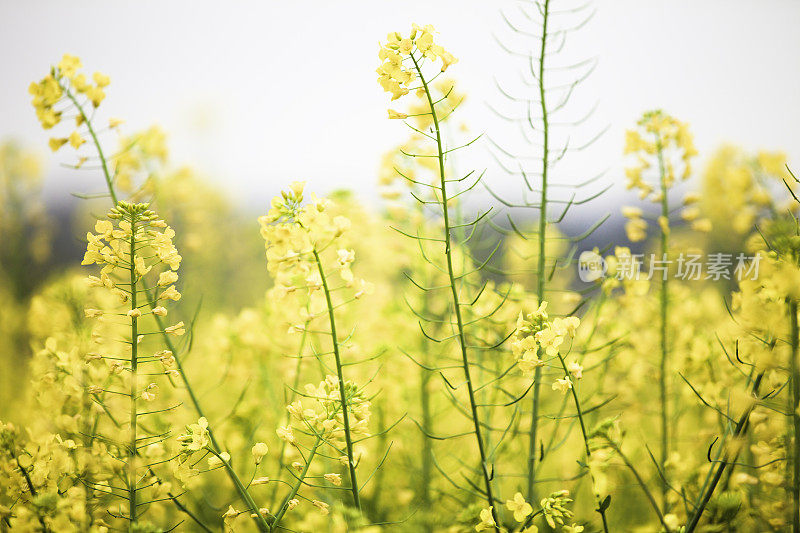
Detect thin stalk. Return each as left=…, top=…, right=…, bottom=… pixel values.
left=145, top=466, right=214, bottom=533
left=530, top=0, right=551, bottom=503
left=655, top=135, right=670, bottom=509
left=556, top=357, right=610, bottom=533
left=312, top=248, right=361, bottom=511
left=11, top=448, right=51, bottom=533
left=789, top=299, right=799, bottom=532
left=685, top=373, right=763, bottom=533
left=420, top=360, right=433, bottom=511
left=417, top=243, right=434, bottom=523
left=272, top=439, right=321, bottom=528
left=61, top=85, right=118, bottom=204
left=603, top=438, right=670, bottom=532
left=271, top=326, right=309, bottom=504
left=410, top=53, right=499, bottom=530
left=128, top=218, right=139, bottom=528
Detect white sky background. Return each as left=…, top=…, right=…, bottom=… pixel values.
left=1, top=1, right=798, bottom=213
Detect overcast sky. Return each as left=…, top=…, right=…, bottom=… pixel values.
left=1, top=1, right=798, bottom=211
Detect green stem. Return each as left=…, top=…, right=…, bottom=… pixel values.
left=61, top=84, right=118, bottom=205
left=312, top=248, right=361, bottom=511
left=655, top=135, right=670, bottom=510
left=530, top=0, right=551, bottom=504
left=685, top=373, right=763, bottom=532
left=410, top=53, right=499, bottom=530
left=789, top=299, right=799, bottom=532
left=271, top=325, right=309, bottom=505
left=556, top=356, right=610, bottom=533
left=128, top=217, right=139, bottom=528
left=11, top=449, right=51, bottom=533
left=272, top=439, right=320, bottom=528
left=604, top=438, right=670, bottom=532
left=418, top=250, right=434, bottom=523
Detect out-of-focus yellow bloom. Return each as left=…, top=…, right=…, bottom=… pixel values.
left=506, top=492, right=533, bottom=522
left=474, top=506, right=495, bottom=531
left=251, top=442, right=268, bottom=464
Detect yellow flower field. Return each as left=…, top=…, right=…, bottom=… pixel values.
left=0, top=4, right=798, bottom=533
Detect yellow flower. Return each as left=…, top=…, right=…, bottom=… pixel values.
left=567, top=361, right=583, bottom=379
left=251, top=442, right=268, bottom=464
left=506, top=492, right=533, bottom=522
left=387, top=109, right=408, bottom=119
left=312, top=500, right=330, bottom=515
left=49, top=137, right=68, bottom=152
left=85, top=86, right=106, bottom=107
left=691, top=218, right=712, bottom=232
left=134, top=255, right=151, bottom=276
left=93, top=71, right=110, bottom=88
left=165, top=321, right=185, bottom=335
left=160, top=285, right=182, bottom=301
left=179, top=417, right=209, bottom=451
left=378, top=25, right=457, bottom=102
left=552, top=377, right=573, bottom=394
left=57, top=54, right=82, bottom=79
left=475, top=506, right=496, bottom=531
left=68, top=131, right=85, bottom=149
left=621, top=206, right=642, bottom=218
left=158, top=270, right=179, bottom=286
left=625, top=217, right=647, bottom=242
left=276, top=425, right=296, bottom=444
left=324, top=473, right=342, bottom=486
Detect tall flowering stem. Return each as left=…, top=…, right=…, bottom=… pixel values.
left=491, top=0, right=610, bottom=501
left=411, top=50, right=499, bottom=531
left=30, top=55, right=272, bottom=532
left=656, top=133, right=671, bottom=510
left=377, top=26, right=500, bottom=529
left=513, top=305, right=609, bottom=531
left=260, top=183, right=373, bottom=513
left=530, top=0, right=551, bottom=504
left=789, top=299, right=800, bottom=532
left=622, top=110, right=700, bottom=509
left=312, top=248, right=362, bottom=510
left=82, top=201, right=184, bottom=527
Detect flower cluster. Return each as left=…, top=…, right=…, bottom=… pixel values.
left=377, top=24, right=457, bottom=101
left=29, top=54, right=113, bottom=153
left=177, top=417, right=210, bottom=453
left=512, top=302, right=580, bottom=379
left=540, top=490, right=576, bottom=529
left=624, top=109, right=696, bottom=194
left=287, top=376, right=371, bottom=450
left=622, top=110, right=710, bottom=242
left=82, top=201, right=182, bottom=312
left=259, top=182, right=370, bottom=305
